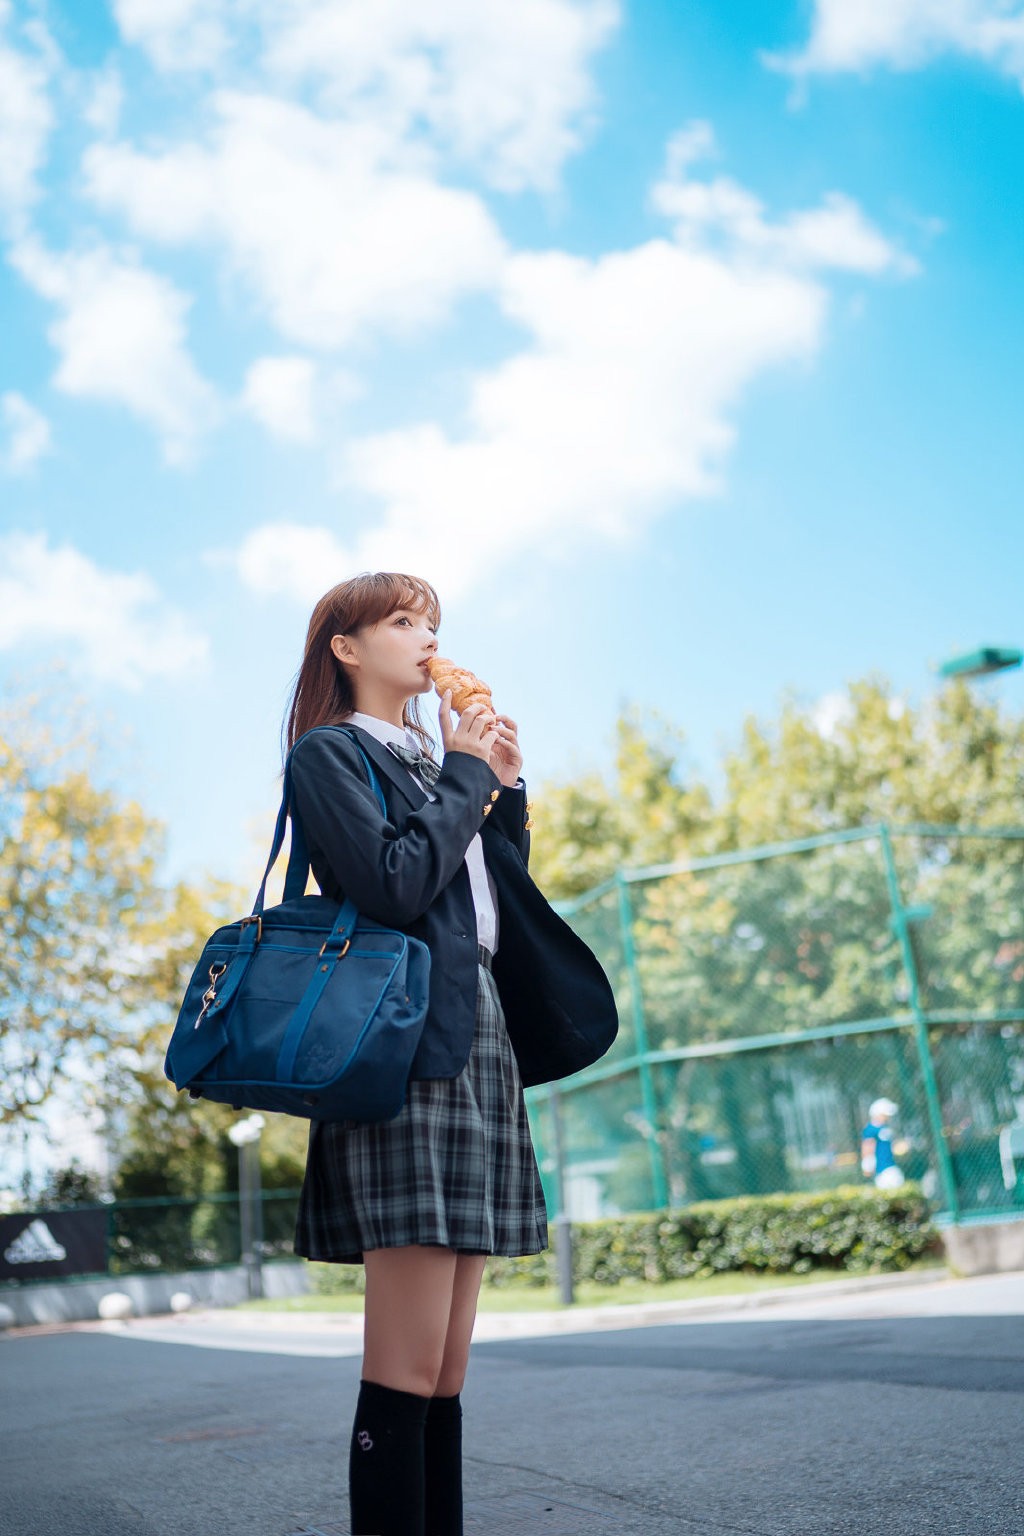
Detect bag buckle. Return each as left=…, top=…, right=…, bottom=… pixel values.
left=240, top=915, right=263, bottom=944
left=318, top=935, right=351, bottom=960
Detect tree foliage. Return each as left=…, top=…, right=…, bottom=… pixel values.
left=0, top=698, right=162, bottom=1128
left=530, top=679, right=1024, bottom=902
left=526, top=677, right=1024, bottom=1210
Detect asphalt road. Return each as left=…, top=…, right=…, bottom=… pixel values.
left=1, top=1271, right=1022, bottom=1536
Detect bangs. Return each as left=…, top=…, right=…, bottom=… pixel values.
left=332, top=571, right=441, bottom=632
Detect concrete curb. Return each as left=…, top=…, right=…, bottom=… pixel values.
left=122, top=1263, right=958, bottom=1346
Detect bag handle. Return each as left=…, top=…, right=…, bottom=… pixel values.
left=252, top=726, right=387, bottom=917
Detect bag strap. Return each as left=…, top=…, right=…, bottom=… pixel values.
left=252, top=726, right=387, bottom=916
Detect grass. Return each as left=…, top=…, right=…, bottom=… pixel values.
left=241, top=1255, right=946, bottom=1315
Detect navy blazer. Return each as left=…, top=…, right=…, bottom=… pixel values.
left=288, top=724, right=618, bottom=1086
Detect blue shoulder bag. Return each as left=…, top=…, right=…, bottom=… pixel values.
left=164, top=727, right=431, bottom=1122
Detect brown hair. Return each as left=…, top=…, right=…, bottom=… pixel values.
left=283, top=571, right=441, bottom=760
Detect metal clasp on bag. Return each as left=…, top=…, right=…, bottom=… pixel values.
left=318, top=936, right=351, bottom=960
left=240, top=915, right=262, bottom=944
left=194, top=961, right=227, bottom=1029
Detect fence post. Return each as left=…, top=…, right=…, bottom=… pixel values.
left=878, top=824, right=960, bottom=1220
left=616, top=873, right=670, bottom=1209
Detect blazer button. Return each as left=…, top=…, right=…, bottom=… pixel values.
left=525, top=818, right=535, bottom=830
left=490, top=789, right=500, bottom=802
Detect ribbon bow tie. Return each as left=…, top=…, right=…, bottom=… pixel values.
left=386, top=740, right=441, bottom=787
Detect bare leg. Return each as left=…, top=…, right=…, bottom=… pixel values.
left=435, top=1254, right=487, bottom=1396
left=425, top=1255, right=487, bottom=1536
left=362, top=1245, right=459, bottom=1397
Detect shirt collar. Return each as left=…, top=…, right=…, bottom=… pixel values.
left=346, top=711, right=421, bottom=754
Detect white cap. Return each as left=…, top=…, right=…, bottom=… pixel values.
left=869, top=1097, right=898, bottom=1119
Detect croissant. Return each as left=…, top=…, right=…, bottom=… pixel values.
left=427, top=656, right=494, bottom=714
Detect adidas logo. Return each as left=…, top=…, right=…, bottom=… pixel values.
left=4, top=1219, right=68, bottom=1264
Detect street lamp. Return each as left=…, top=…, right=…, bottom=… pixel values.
left=227, top=1114, right=265, bottom=1300
left=937, top=647, right=1022, bottom=680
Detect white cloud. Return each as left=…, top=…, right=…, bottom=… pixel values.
left=232, top=223, right=793, bottom=605
left=0, top=531, right=209, bottom=687
left=231, top=521, right=352, bottom=603
left=262, top=0, right=620, bottom=191
left=233, top=258, right=817, bottom=599
left=653, top=123, right=918, bottom=275
left=0, top=0, right=55, bottom=233
left=106, top=0, right=617, bottom=190
left=240, top=356, right=317, bottom=442
left=767, top=0, right=1024, bottom=88
left=112, top=0, right=230, bottom=72
left=230, top=122, right=916, bottom=604
left=83, top=92, right=506, bottom=351
left=82, top=67, right=124, bottom=138
left=9, top=238, right=219, bottom=465
left=1, top=391, right=51, bottom=473
left=337, top=247, right=823, bottom=594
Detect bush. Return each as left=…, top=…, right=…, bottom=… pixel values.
left=562, top=1184, right=937, bottom=1285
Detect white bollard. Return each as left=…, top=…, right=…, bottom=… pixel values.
left=98, top=1291, right=134, bottom=1321
left=169, top=1291, right=193, bottom=1313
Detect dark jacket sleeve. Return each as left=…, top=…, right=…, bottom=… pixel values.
left=289, top=729, right=503, bottom=926
left=487, top=780, right=531, bottom=867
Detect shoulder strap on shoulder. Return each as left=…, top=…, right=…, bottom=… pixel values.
left=252, top=726, right=388, bottom=912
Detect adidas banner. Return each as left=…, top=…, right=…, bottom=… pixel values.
left=0, top=1208, right=108, bottom=1280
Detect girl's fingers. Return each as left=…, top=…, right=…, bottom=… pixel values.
left=438, top=690, right=453, bottom=747
left=465, top=707, right=497, bottom=738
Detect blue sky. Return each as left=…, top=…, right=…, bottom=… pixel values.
left=2, top=0, right=1023, bottom=897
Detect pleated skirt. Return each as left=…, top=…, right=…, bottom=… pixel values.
left=293, top=960, right=550, bottom=1264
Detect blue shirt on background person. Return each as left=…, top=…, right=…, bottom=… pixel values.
left=861, top=1120, right=896, bottom=1174
left=861, top=1096, right=903, bottom=1188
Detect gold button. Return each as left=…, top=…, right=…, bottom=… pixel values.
left=482, top=804, right=492, bottom=816
left=490, top=789, right=500, bottom=802
left=526, top=800, right=534, bottom=812
left=525, top=818, right=535, bottom=830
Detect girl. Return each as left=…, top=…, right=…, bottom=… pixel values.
left=284, top=571, right=616, bottom=1536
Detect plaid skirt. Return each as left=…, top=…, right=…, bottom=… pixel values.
left=293, top=957, right=549, bottom=1264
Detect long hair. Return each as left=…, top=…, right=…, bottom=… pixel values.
left=283, top=572, right=441, bottom=761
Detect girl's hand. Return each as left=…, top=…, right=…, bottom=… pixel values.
left=439, top=691, right=499, bottom=765
left=489, top=714, right=523, bottom=787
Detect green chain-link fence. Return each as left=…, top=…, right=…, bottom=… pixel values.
left=525, top=822, right=1024, bottom=1225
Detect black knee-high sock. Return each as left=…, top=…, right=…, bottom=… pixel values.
left=349, top=1379, right=430, bottom=1536
left=424, top=1392, right=463, bottom=1536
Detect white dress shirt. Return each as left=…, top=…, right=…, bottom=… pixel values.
left=345, top=711, right=499, bottom=955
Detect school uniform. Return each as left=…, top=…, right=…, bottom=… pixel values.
left=289, top=714, right=617, bottom=1264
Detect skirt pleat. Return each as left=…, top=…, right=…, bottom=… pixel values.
left=294, top=962, right=549, bottom=1264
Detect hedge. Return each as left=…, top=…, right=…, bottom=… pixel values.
left=309, top=1184, right=937, bottom=1295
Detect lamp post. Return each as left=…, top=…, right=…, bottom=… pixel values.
left=227, top=1114, right=265, bottom=1300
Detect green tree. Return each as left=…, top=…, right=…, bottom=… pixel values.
left=37, top=1161, right=104, bottom=1207
left=529, top=707, right=712, bottom=898
left=529, top=678, right=1024, bottom=1205
left=0, top=697, right=163, bottom=1129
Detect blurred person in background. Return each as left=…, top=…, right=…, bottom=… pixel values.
left=861, top=1098, right=905, bottom=1190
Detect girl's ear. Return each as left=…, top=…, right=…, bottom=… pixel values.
left=330, top=633, right=358, bottom=668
